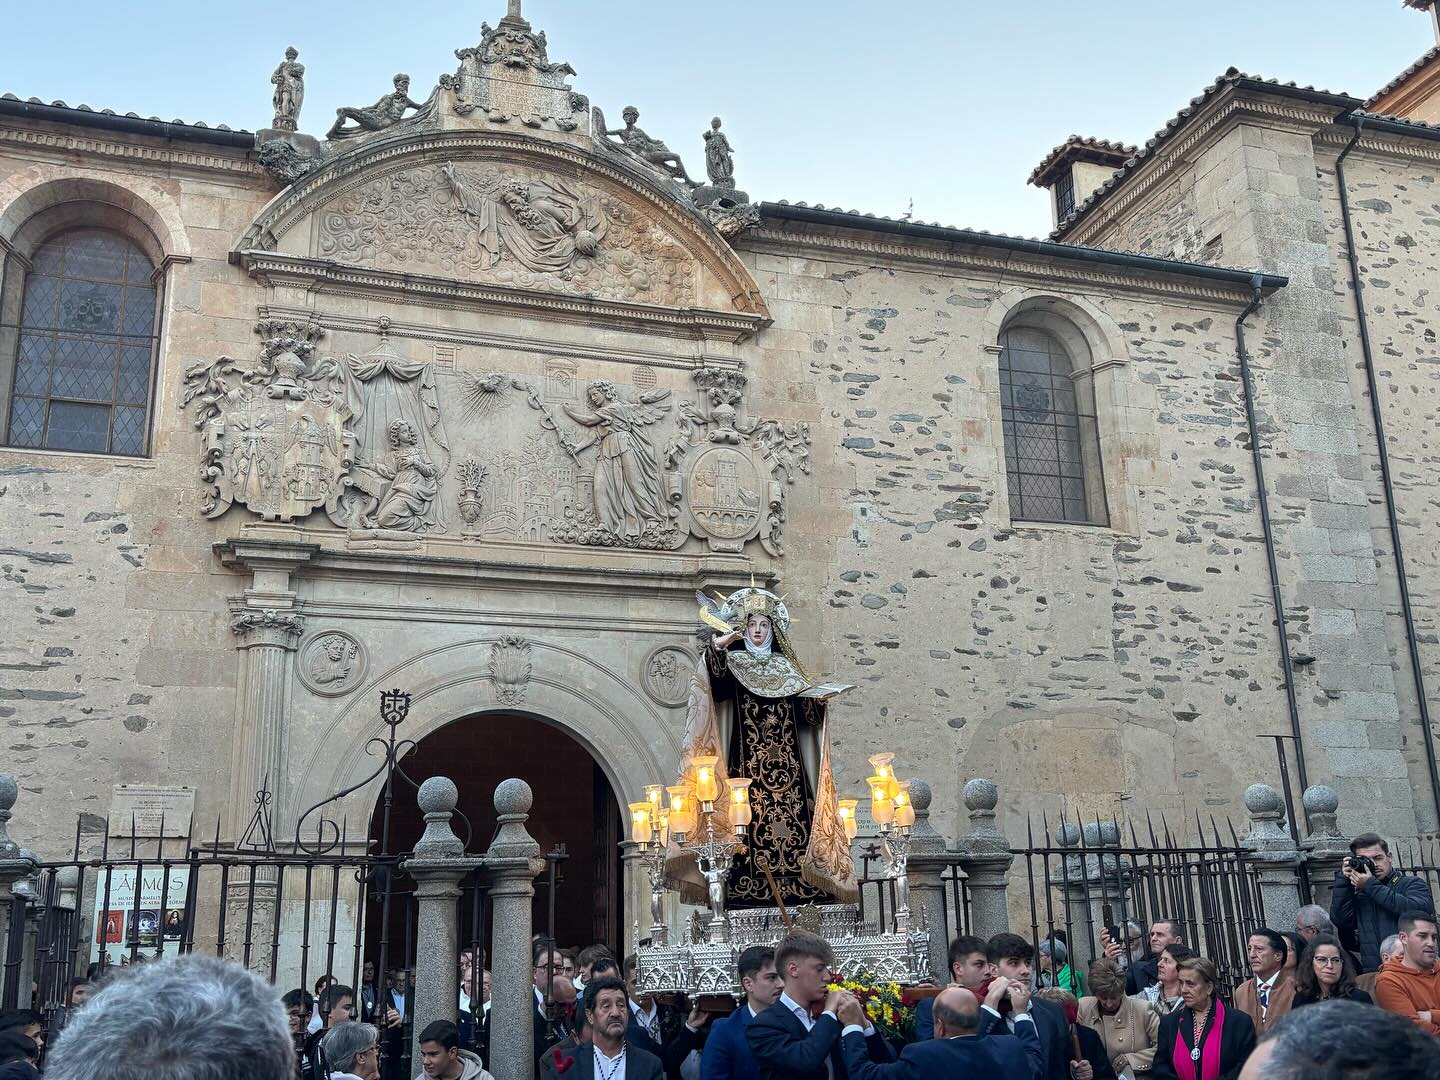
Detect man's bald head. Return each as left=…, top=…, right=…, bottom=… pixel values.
left=931, top=987, right=980, bottom=1039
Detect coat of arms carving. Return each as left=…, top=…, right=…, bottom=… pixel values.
left=182, top=320, right=355, bottom=522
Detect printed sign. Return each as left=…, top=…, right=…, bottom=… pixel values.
left=90, top=865, right=192, bottom=966
left=108, top=785, right=195, bottom=838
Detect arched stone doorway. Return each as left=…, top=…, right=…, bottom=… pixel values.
left=368, top=712, right=625, bottom=963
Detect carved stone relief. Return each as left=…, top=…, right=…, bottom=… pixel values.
left=490, top=635, right=532, bottom=705
left=182, top=320, right=355, bottom=523
left=297, top=631, right=366, bottom=696
left=642, top=645, right=693, bottom=707
left=314, top=163, right=696, bottom=305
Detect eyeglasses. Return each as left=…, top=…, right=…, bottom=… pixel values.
left=1313, top=957, right=1345, bottom=967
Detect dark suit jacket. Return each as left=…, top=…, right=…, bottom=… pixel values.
left=626, top=1010, right=704, bottom=1080
left=745, top=1001, right=894, bottom=1080
left=540, top=1040, right=664, bottom=1080
left=1150, top=1003, right=1257, bottom=1080
left=700, top=1007, right=762, bottom=1080
left=841, top=1020, right=1043, bottom=1080
left=976, top=999, right=1069, bottom=1080
left=1126, top=957, right=1159, bottom=996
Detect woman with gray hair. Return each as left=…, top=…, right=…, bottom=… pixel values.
left=1037, top=935, right=1084, bottom=994
left=320, top=1022, right=381, bottom=1080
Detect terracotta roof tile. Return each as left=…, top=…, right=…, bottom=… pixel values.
left=1027, top=135, right=1137, bottom=187
left=0, top=91, right=245, bottom=132
left=1364, top=46, right=1440, bottom=108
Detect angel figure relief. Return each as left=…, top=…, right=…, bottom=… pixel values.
left=561, top=380, right=673, bottom=541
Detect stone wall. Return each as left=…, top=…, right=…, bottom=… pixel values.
left=1070, top=107, right=1424, bottom=839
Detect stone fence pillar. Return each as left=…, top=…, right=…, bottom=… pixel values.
left=1051, top=821, right=1131, bottom=978
left=953, top=779, right=1014, bottom=942
left=1300, top=785, right=1349, bottom=913
left=0, top=776, right=38, bottom=1009
left=401, top=777, right=484, bottom=1069
left=1242, top=783, right=1305, bottom=934
left=484, top=779, right=544, bottom=1080
left=902, top=780, right=949, bottom=980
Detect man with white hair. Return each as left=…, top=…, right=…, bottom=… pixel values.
left=1295, top=904, right=1336, bottom=941
left=321, top=1022, right=382, bottom=1080
left=45, top=954, right=293, bottom=1080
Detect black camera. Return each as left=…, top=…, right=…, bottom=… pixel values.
left=1348, top=854, right=1378, bottom=877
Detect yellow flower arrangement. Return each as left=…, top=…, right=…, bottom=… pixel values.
left=825, top=970, right=915, bottom=1043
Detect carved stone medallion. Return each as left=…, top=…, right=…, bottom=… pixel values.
left=687, top=445, right=763, bottom=547
left=642, top=645, right=694, bottom=707
left=297, top=630, right=366, bottom=696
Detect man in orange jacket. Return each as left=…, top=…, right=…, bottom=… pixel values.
left=1374, top=910, right=1440, bottom=1034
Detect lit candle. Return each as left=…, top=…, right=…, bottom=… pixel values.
left=867, top=752, right=896, bottom=782
left=867, top=775, right=895, bottom=826
left=693, top=755, right=720, bottom=804
left=893, top=781, right=915, bottom=829
left=645, top=784, right=664, bottom=812
left=728, top=777, right=753, bottom=829
left=667, top=785, right=695, bottom=837
left=838, top=798, right=859, bottom=841
left=629, top=802, right=653, bottom=846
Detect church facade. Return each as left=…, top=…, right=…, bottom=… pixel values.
left=4, top=3, right=1440, bottom=917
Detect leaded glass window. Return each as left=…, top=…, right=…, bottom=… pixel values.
left=999, top=326, right=1107, bottom=525
left=7, top=230, right=157, bottom=455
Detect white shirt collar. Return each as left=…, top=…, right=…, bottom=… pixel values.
left=1256, top=971, right=1280, bottom=990
left=630, top=998, right=657, bottom=1022
left=747, top=1003, right=761, bottom=1019
left=779, top=992, right=809, bottom=1016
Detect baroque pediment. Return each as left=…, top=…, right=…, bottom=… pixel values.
left=238, top=134, right=766, bottom=318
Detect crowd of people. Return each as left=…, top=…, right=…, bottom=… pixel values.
left=5, top=832, right=1440, bottom=1079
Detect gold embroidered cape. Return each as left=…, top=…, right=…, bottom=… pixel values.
left=665, top=647, right=857, bottom=906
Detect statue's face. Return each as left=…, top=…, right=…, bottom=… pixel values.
left=390, top=421, right=416, bottom=448
left=746, top=615, right=771, bottom=647
left=395, top=75, right=410, bottom=92
left=286, top=47, right=298, bottom=60
left=623, top=107, right=638, bottom=124
left=588, top=386, right=606, bottom=407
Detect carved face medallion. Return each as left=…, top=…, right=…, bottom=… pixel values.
left=297, top=631, right=366, bottom=696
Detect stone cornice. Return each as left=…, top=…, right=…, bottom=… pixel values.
left=239, top=252, right=768, bottom=343
left=257, top=305, right=719, bottom=370
left=0, top=124, right=262, bottom=178
left=1313, top=126, right=1440, bottom=164
left=742, top=228, right=1260, bottom=307
left=1065, top=94, right=1338, bottom=247
left=236, top=128, right=768, bottom=319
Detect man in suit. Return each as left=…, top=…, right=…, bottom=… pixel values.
left=543, top=976, right=664, bottom=1080
left=1232, top=928, right=1295, bottom=1036
left=744, top=930, right=894, bottom=1080
left=975, top=933, right=1069, bottom=1080
left=701, top=945, right=783, bottom=1080
left=622, top=952, right=708, bottom=1079
left=913, top=934, right=993, bottom=1042
left=840, top=984, right=1043, bottom=1080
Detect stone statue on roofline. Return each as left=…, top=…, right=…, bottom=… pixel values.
left=270, top=47, right=305, bottom=131
left=597, top=105, right=694, bottom=185
left=693, top=116, right=750, bottom=210
left=328, top=73, right=425, bottom=140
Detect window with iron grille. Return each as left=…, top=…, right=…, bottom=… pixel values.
left=999, top=326, right=1107, bottom=526
left=6, top=229, right=158, bottom=456
left=1055, top=168, right=1076, bottom=221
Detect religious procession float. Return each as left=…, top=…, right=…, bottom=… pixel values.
left=631, top=585, right=932, bottom=1007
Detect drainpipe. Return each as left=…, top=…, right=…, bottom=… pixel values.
left=1234, top=275, right=1311, bottom=802
left=1335, top=114, right=1440, bottom=829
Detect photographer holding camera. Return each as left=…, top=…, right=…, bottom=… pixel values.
left=1329, top=833, right=1434, bottom=972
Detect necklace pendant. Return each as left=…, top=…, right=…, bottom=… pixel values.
left=1191, top=1047, right=1201, bottom=1061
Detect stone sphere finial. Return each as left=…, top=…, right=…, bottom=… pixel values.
left=963, top=778, right=998, bottom=813
left=909, top=779, right=932, bottom=811
left=1302, top=784, right=1339, bottom=816
left=1056, top=821, right=1081, bottom=848
left=495, top=777, right=534, bottom=816
left=0, top=774, right=16, bottom=812
left=55, top=865, right=79, bottom=889
left=418, top=776, right=458, bottom=816
left=1244, top=783, right=1283, bottom=815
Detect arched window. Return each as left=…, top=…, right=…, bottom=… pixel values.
left=7, top=229, right=157, bottom=455
left=999, top=325, right=1107, bottom=525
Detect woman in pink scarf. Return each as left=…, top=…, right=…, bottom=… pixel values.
left=1150, top=958, right=1256, bottom=1080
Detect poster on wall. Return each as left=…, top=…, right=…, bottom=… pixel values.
left=90, top=865, right=192, bottom=967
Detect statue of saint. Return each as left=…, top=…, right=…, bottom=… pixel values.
left=270, top=47, right=305, bottom=132
left=668, top=588, right=856, bottom=908
left=363, top=419, right=440, bottom=532
left=602, top=106, right=693, bottom=184
left=328, top=74, right=423, bottom=140
left=562, top=381, right=671, bottom=540
left=703, top=117, right=735, bottom=189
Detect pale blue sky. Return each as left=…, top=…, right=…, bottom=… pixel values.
left=2, top=2, right=1430, bottom=237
